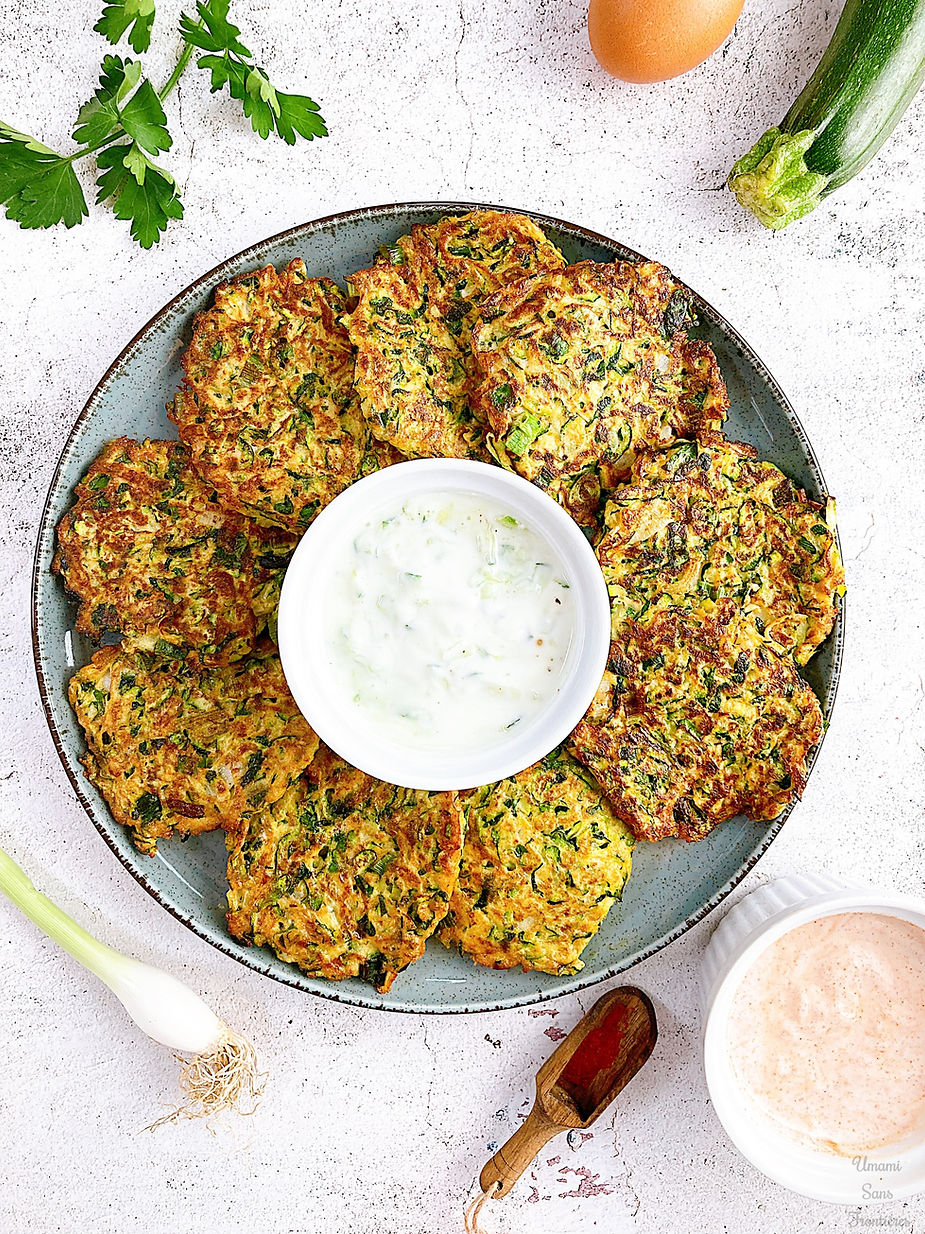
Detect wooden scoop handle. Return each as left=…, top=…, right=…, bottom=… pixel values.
left=479, top=1105, right=560, bottom=1198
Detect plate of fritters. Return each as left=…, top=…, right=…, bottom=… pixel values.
left=33, top=203, right=845, bottom=1012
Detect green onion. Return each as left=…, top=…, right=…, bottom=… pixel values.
left=378, top=243, right=405, bottom=265
left=238, top=354, right=267, bottom=384
left=505, top=412, right=547, bottom=457
left=0, top=845, right=263, bottom=1129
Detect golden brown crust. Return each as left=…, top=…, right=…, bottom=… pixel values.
left=171, top=261, right=366, bottom=531
left=568, top=433, right=841, bottom=843
left=225, top=745, right=463, bottom=991
left=439, top=748, right=634, bottom=974
left=55, top=213, right=843, bottom=976
left=570, top=606, right=823, bottom=843
left=54, top=438, right=284, bottom=666
left=600, top=433, right=845, bottom=665
left=70, top=641, right=318, bottom=854
left=344, top=210, right=566, bottom=461
left=471, top=260, right=728, bottom=531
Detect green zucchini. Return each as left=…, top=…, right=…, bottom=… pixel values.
left=729, top=0, right=925, bottom=229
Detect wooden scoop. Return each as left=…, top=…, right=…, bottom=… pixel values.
left=479, top=986, right=657, bottom=1199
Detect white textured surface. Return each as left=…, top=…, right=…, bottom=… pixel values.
left=0, top=2, right=923, bottom=1232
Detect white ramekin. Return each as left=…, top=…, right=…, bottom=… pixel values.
left=277, top=458, right=610, bottom=790
left=702, top=875, right=925, bottom=1204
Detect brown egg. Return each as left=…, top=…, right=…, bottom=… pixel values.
left=588, top=0, right=744, bottom=83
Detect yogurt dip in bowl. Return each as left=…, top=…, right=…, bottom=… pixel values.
left=278, top=459, right=610, bottom=790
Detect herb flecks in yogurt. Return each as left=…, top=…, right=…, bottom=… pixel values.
left=324, top=493, right=574, bottom=752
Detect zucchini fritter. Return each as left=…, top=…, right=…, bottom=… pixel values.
left=225, top=746, right=463, bottom=991
left=171, top=261, right=366, bottom=531
left=344, top=210, right=566, bottom=460
left=70, top=642, right=318, bottom=855
left=54, top=438, right=282, bottom=665
left=439, top=749, right=634, bottom=975
left=570, top=606, right=823, bottom=842
left=601, top=435, right=844, bottom=665
left=471, top=260, right=728, bottom=530
left=568, top=437, right=839, bottom=842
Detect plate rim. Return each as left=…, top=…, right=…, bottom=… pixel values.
left=31, top=199, right=845, bottom=1014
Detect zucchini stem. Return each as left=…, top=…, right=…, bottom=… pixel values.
left=728, top=0, right=925, bottom=229
left=728, top=128, right=829, bottom=230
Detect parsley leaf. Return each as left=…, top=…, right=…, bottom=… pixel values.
left=96, top=141, right=183, bottom=248
left=95, top=0, right=157, bottom=54
left=0, top=125, right=88, bottom=229
left=73, top=55, right=142, bottom=146
left=241, top=67, right=281, bottom=141
left=182, top=0, right=326, bottom=143
left=74, top=56, right=171, bottom=155
left=197, top=55, right=278, bottom=138
left=179, top=0, right=251, bottom=57
left=275, top=91, right=327, bottom=144
left=119, top=80, right=172, bottom=153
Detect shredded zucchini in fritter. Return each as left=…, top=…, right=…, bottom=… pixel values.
left=71, top=642, right=317, bottom=854
left=345, top=210, right=566, bottom=461
left=570, top=436, right=843, bottom=842
left=600, top=434, right=844, bottom=665
left=54, top=437, right=291, bottom=666
left=172, top=261, right=367, bottom=531
left=471, top=260, right=729, bottom=531
left=226, top=745, right=463, bottom=991
left=440, top=748, right=634, bottom=974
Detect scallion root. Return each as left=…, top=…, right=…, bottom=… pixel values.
left=145, top=1025, right=266, bottom=1132
left=0, top=846, right=268, bottom=1133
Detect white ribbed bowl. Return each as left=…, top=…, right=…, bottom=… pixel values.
left=702, top=875, right=925, bottom=1204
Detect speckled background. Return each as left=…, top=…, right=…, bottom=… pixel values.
left=0, top=2, right=923, bottom=1232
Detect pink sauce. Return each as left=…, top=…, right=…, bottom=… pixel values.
left=727, top=912, right=925, bottom=1155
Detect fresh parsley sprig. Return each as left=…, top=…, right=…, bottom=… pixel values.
left=0, top=0, right=327, bottom=248
left=180, top=2, right=326, bottom=144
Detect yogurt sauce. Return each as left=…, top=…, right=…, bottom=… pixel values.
left=322, top=492, right=574, bottom=751
left=727, top=912, right=925, bottom=1155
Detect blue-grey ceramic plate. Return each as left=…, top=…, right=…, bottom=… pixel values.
left=32, top=202, right=843, bottom=1013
